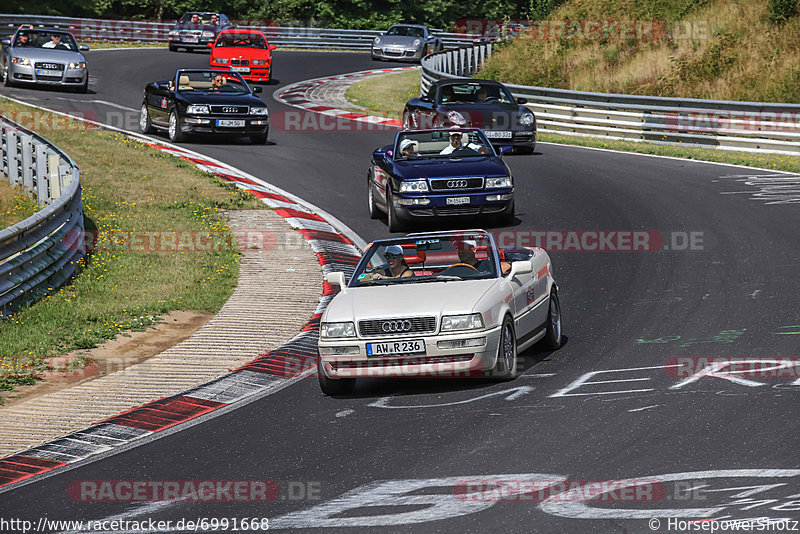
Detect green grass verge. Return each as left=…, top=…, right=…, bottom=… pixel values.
left=343, top=70, right=800, bottom=173
left=0, top=98, right=265, bottom=401
left=344, top=68, right=420, bottom=118
left=0, top=180, right=38, bottom=228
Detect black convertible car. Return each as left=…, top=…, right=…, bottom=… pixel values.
left=402, top=79, right=536, bottom=153
left=139, top=69, right=269, bottom=143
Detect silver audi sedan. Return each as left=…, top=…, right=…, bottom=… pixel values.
left=1, top=28, right=89, bottom=92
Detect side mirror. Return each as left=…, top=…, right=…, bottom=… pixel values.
left=252, top=86, right=262, bottom=93
left=420, top=95, right=433, bottom=103
left=2, top=39, right=10, bottom=46
left=508, top=261, right=533, bottom=278
left=326, top=271, right=347, bottom=292
left=499, top=146, right=513, bottom=156
left=269, top=44, right=277, bottom=51
left=206, top=42, right=213, bottom=48
left=516, top=97, right=528, bottom=104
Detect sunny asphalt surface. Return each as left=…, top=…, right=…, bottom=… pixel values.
left=1, top=48, right=799, bottom=533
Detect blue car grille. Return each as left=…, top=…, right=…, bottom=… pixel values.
left=429, top=177, right=484, bottom=191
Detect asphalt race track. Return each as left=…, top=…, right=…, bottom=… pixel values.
left=1, top=48, right=799, bottom=533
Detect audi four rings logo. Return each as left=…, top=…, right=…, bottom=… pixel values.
left=223, top=107, right=238, bottom=113
left=41, top=63, right=58, bottom=69
left=447, top=180, right=469, bottom=188
left=381, top=320, right=413, bottom=333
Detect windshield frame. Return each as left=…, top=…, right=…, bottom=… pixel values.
left=215, top=31, right=267, bottom=49
left=14, top=30, right=79, bottom=50
left=392, top=129, right=497, bottom=161
left=385, top=25, right=426, bottom=38
left=348, top=233, right=501, bottom=288
left=436, top=82, right=517, bottom=106
left=174, top=70, right=251, bottom=94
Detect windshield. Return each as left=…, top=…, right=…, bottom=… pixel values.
left=437, top=83, right=516, bottom=105
left=386, top=26, right=425, bottom=38
left=176, top=71, right=249, bottom=94
left=395, top=130, right=494, bottom=159
left=216, top=32, right=267, bottom=48
left=13, top=31, right=78, bottom=50
left=180, top=13, right=219, bottom=24
left=351, top=234, right=498, bottom=287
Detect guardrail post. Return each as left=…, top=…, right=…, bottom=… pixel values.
left=6, top=130, right=19, bottom=187
left=35, top=143, right=49, bottom=205
left=48, top=153, right=61, bottom=202
left=1, top=127, right=7, bottom=178
left=20, top=133, right=33, bottom=193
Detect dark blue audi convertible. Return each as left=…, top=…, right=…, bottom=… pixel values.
left=367, top=128, right=515, bottom=232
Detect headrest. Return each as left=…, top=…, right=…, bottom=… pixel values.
left=178, top=75, right=190, bottom=87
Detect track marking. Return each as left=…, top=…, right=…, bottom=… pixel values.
left=368, top=386, right=534, bottom=409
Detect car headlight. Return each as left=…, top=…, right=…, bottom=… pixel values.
left=486, top=176, right=512, bottom=188
left=11, top=57, right=30, bottom=65
left=169, top=30, right=179, bottom=37
left=68, top=62, right=86, bottom=69
left=448, top=111, right=466, bottom=125
left=374, top=37, right=381, bottom=44
left=441, top=313, right=484, bottom=332
left=520, top=111, right=534, bottom=125
left=214, top=58, right=229, bottom=64
left=399, top=180, right=429, bottom=192
left=250, top=107, right=268, bottom=115
left=320, top=322, right=356, bottom=338
left=413, top=39, right=421, bottom=46
left=202, top=31, right=215, bottom=38
left=252, top=59, right=266, bottom=65
left=186, top=105, right=210, bottom=115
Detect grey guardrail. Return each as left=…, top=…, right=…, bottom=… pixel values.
left=0, top=115, right=84, bottom=317
left=0, top=14, right=488, bottom=50
left=421, top=43, right=800, bottom=156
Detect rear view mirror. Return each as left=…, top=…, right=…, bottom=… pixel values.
left=326, top=272, right=347, bottom=292
left=420, top=95, right=433, bottom=103
left=206, top=42, right=213, bottom=48
left=2, top=39, right=11, bottom=46
left=516, top=97, right=528, bottom=104
left=499, top=146, right=513, bottom=156
left=252, top=86, right=263, bottom=93
left=269, top=44, right=277, bottom=51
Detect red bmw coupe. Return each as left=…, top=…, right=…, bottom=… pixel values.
left=209, top=29, right=276, bottom=83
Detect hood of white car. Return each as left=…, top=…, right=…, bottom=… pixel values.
left=323, top=278, right=500, bottom=324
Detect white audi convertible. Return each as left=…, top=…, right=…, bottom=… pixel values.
left=317, top=230, right=563, bottom=395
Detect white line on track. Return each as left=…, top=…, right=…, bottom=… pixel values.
left=628, top=405, right=660, bottom=412
left=54, top=97, right=137, bottom=111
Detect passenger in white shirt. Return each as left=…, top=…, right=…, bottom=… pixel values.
left=439, top=131, right=489, bottom=155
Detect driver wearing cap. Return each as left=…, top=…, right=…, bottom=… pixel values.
left=455, top=239, right=512, bottom=274
left=440, top=128, right=489, bottom=155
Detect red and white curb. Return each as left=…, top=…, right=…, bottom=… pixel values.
left=0, top=96, right=364, bottom=492
left=273, top=66, right=416, bottom=128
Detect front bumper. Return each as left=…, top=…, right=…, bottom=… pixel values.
left=393, top=189, right=513, bottom=219
left=181, top=115, right=269, bottom=135
left=485, top=130, right=536, bottom=149
left=169, top=36, right=214, bottom=49
left=319, top=325, right=502, bottom=379
left=9, top=63, right=87, bottom=86
left=371, top=47, right=424, bottom=61
left=209, top=64, right=271, bottom=82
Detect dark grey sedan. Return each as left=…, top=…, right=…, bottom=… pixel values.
left=1, top=29, right=89, bottom=92
left=371, top=24, right=443, bottom=62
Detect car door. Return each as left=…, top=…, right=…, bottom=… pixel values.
left=148, top=79, right=173, bottom=126
left=369, top=144, right=393, bottom=210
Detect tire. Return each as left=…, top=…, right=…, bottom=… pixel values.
left=386, top=189, right=404, bottom=232
left=168, top=110, right=187, bottom=143
left=318, top=369, right=355, bottom=396
left=497, top=201, right=515, bottom=227
left=139, top=103, right=154, bottom=134
left=168, top=44, right=178, bottom=52
left=542, top=289, right=563, bottom=350
left=490, top=316, right=517, bottom=381
left=367, top=174, right=381, bottom=219
left=3, top=63, right=13, bottom=87
left=250, top=127, right=268, bottom=144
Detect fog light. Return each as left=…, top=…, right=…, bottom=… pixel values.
left=397, top=197, right=430, bottom=206
left=437, top=337, right=487, bottom=349
left=319, top=346, right=360, bottom=356
left=487, top=194, right=513, bottom=201
left=251, top=120, right=267, bottom=125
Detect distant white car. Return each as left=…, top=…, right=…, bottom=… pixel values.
left=317, top=229, right=563, bottom=395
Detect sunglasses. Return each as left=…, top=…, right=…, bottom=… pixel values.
left=385, top=253, right=401, bottom=259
